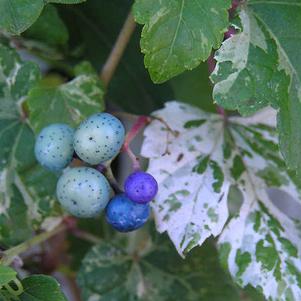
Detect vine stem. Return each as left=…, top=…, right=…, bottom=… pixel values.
left=100, top=11, right=136, bottom=86
left=0, top=224, right=67, bottom=266
left=71, top=229, right=101, bottom=244
left=122, top=116, right=151, bottom=171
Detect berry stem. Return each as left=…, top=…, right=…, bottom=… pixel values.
left=104, top=164, right=123, bottom=193
left=100, top=10, right=136, bottom=86
left=122, top=116, right=151, bottom=171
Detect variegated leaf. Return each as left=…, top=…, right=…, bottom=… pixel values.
left=27, top=71, right=105, bottom=134
left=212, top=1, right=301, bottom=180
left=142, top=101, right=301, bottom=300
left=142, top=102, right=230, bottom=256
left=0, top=45, right=61, bottom=246
left=211, top=7, right=289, bottom=116
left=77, top=231, right=241, bottom=301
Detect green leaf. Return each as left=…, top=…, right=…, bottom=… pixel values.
left=27, top=72, right=105, bottom=134
left=142, top=102, right=301, bottom=300
left=245, top=0, right=301, bottom=178
left=23, top=5, right=69, bottom=48
left=133, top=0, right=231, bottom=83
left=20, top=275, right=67, bottom=301
left=211, top=7, right=289, bottom=115
left=0, top=45, right=61, bottom=246
left=0, top=265, right=17, bottom=286
left=77, top=234, right=241, bottom=301
left=0, top=0, right=86, bottom=35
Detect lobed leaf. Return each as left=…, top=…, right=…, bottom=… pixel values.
left=142, top=101, right=301, bottom=300
left=211, top=7, right=289, bottom=115
left=133, top=0, right=231, bottom=83
left=212, top=1, right=301, bottom=179
left=142, top=102, right=229, bottom=255
left=77, top=235, right=241, bottom=301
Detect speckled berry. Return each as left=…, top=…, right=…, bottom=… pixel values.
left=105, top=194, right=150, bottom=232
left=124, top=171, right=158, bottom=204
left=34, top=123, right=74, bottom=171
left=56, top=167, right=111, bottom=218
left=73, top=113, right=125, bottom=165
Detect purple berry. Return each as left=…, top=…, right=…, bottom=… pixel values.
left=124, top=171, right=158, bottom=204
left=105, top=194, right=150, bottom=232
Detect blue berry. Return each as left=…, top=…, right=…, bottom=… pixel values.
left=73, top=113, right=125, bottom=165
left=34, top=123, right=74, bottom=171
left=56, top=167, right=111, bottom=218
left=105, top=194, right=150, bottom=232
left=124, top=171, right=158, bottom=204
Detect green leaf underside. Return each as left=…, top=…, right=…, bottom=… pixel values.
left=23, top=5, right=69, bottom=48
left=212, top=1, right=301, bottom=179
left=77, top=237, right=241, bottom=301
left=0, top=45, right=61, bottom=246
left=141, top=102, right=301, bottom=300
left=0, top=0, right=86, bottom=35
left=20, top=275, right=67, bottom=301
left=133, top=0, right=231, bottom=83
left=27, top=71, right=104, bottom=134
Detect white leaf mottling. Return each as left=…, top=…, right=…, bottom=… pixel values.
left=142, top=101, right=301, bottom=299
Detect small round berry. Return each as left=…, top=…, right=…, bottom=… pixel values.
left=34, top=123, right=74, bottom=171
left=56, top=167, right=111, bottom=218
left=105, top=194, right=150, bottom=232
left=124, top=171, right=158, bottom=204
left=73, top=113, right=125, bottom=165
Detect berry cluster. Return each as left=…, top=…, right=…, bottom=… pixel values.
left=34, top=113, right=158, bottom=232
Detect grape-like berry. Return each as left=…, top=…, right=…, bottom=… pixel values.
left=73, top=113, right=125, bottom=165
left=56, top=167, right=111, bottom=218
left=105, top=194, right=150, bottom=232
left=34, top=123, right=74, bottom=171
left=124, top=171, right=158, bottom=204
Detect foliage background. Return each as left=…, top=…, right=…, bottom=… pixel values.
left=0, top=0, right=301, bottom=300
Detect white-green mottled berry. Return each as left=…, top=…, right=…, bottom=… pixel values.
left=73, top=113, right=125, bottom=165
left=34, top=123, right=74, bottom=171
left=56, top=167, right=111, bottom=218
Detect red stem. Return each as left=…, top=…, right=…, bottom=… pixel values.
left=122, top=116, right=150, bottom=171
left=207, top=52, right=216, bottom=74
